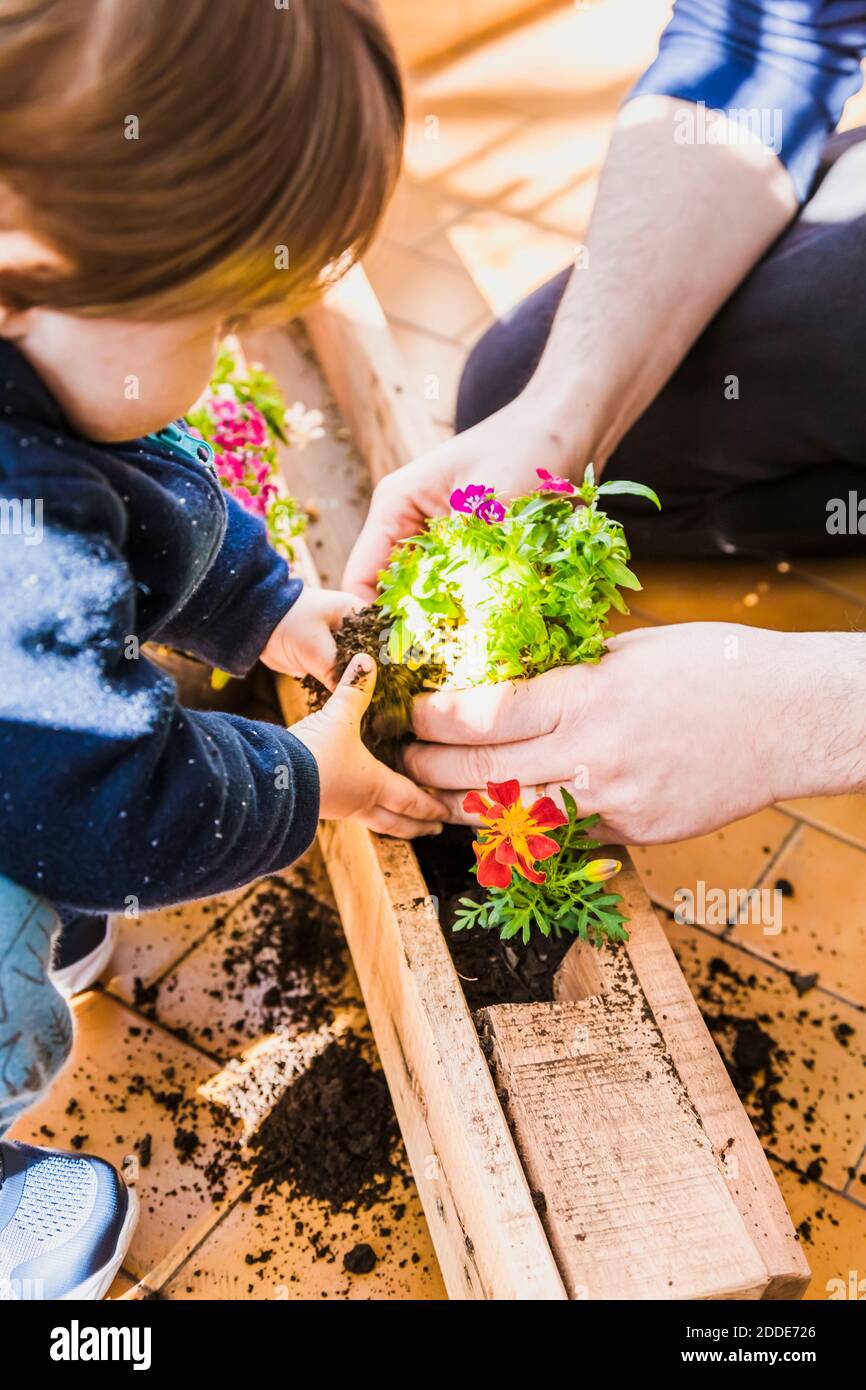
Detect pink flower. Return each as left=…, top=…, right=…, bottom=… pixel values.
left=450, top=484, right=505, bottom=523
left=535, top=467, right=575, bottom=495
left=476, top=495, right=505, bottom=524
left=231, top=485, right=255, bottom=512
left=242, top=407, right=268, bottom=448
left=450, top=483, right=492, bottom=514
left=216, top=451, right=246, bottom=483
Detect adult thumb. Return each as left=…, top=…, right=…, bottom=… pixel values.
left=324, top=652, right=377, bottom=722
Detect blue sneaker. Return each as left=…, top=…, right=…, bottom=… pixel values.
left=0, top=1141, right=138, bottom=1300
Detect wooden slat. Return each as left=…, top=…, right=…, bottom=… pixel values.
left=304, top=264, right=440, bottom=483
left=380, top=0, right=557, bottom=67
left=602, top=859, right=810, bottom=1299
left=479, top=992, right=770, bottom=1300
left=277, top=671, right=566, bottom=1300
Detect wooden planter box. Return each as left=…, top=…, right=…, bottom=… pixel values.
left=263, top=268, right=809, bottom=1301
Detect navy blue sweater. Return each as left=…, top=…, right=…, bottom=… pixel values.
left=0, top=339, right=319, bottom=912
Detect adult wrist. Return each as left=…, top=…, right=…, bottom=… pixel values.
left=765, top=632, right=866, bottom=801
left=518, top=371, right=599, bottom=480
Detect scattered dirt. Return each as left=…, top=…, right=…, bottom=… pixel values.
left=218, top=877, right=347, bottom=1033
left=248, top=1034, right=402, bottom=1213
left=343, top=1242, right=377, bottom=1274
left=670, top=940, right=863, bottom=1224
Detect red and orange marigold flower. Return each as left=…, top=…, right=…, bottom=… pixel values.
left=462, top=779, right=568, bottom=888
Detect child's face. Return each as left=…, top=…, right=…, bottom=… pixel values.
left=1, top=302, right=223, bottom=442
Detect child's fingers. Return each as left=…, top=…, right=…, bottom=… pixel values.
left=361, top=808, right=444, bottom=840
left=322, top=652, right=377, bottom=715
left=376, top=764, right=449, bottom=822
left=323, top=588, right=364, bottom=627
left=305, top=629, right=340, bottom=689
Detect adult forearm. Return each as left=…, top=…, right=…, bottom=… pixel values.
left=525, top=96, right=798, bottom=476
left=770, top=632, right=866, bottom=803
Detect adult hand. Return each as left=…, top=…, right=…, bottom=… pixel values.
left=404, top=623, right=834, bottom=845
left=341, top=395, right=578, bottom=603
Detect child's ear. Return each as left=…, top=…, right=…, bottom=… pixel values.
left=0, top=223, right=71, bottom=332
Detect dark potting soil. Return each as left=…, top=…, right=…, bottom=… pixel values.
left=303, top=614, right=582, bottom=1006
left=415, top=825, right=576, bottom=1010
left=302, top=605, right=437, bottom=767
left=219, top=878, right=347, bottom=1033
left=343, top=1242, right=377, bottom=1275
left=248, top=1034, right=402, bottom=1214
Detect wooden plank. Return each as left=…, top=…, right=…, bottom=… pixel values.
left=479, top=993, right=770, bottom=1301
left=600, top=859, right=811, bottom=1299
left=380, top=0, right=558, bottom=68
left=304, top=264, right=440, bottom=484
left=277, top=670, right=566, bottom=1300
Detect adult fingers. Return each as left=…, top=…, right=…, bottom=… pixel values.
left=361, top=808, right=444, bottom=840
left=376, top=762, right=450, bottom=822
left=411, top=668, right=568, bottom=745
left=341, top=479, right=412, bottom=603
left=404, top=730, right=573, bottom=791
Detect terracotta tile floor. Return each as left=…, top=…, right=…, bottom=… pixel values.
left=363, top=0, right=866, bottom=1298
left=10, top=1, right=865, bottom=1303
left=10, top=852, right=444, bottom=1301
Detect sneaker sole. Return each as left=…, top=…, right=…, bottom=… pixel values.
left=52, top=919, right=118, bottom=998
left=59, top=1186, right=140, bottom=1301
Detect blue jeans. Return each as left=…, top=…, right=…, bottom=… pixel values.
left=0, top=875, right=72, bottom=1138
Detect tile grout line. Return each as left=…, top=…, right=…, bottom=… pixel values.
left=404, top=106, right=537, bottom=193
left=842, top=1134, right=866, bottom=1204
left=769, top=1150, right=866, bottom=1209
left=776, top=808, right=866, bottom=858
left=745, top=816, right=803, bottom=898
left=663, top=908, right=866, bottom=1016
left=135, top=1187, right=253, bottom=1298
left=788, top=561, right=866, bottom=609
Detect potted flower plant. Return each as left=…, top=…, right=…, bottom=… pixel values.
left=312, top=464, right=659, bottom=947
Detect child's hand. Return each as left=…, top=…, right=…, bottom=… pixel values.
left=293, top=654, right=447, bottom=838
left=261, top=587, right=361, bottom=688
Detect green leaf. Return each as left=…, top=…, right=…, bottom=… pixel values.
left=597, top=480, right=661, bottom=509
left=603, top=558, right=642, bottom=590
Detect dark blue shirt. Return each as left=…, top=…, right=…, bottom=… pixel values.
left=0, top=339, right=319, bottom=912
left=632, top=0, right=866, bottom=198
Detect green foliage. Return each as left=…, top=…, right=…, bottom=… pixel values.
left=208, top=342, right=292, bottom=445
left=186, top=341, right=307, bottom=562
left=453, top=790, right=630, bottom=948
left=376, top=467, right=658, bottom=687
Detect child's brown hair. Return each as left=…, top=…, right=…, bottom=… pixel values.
left=0, top=0, right=403, bottom=319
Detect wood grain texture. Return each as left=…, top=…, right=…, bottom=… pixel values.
left=278, top=672, right=566, bottom=1300
left=610, top=859, right=810, bottom=1299
left=480, top=990, right=770, bottom=1300
left=304, top=265, right=441, bottom=483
